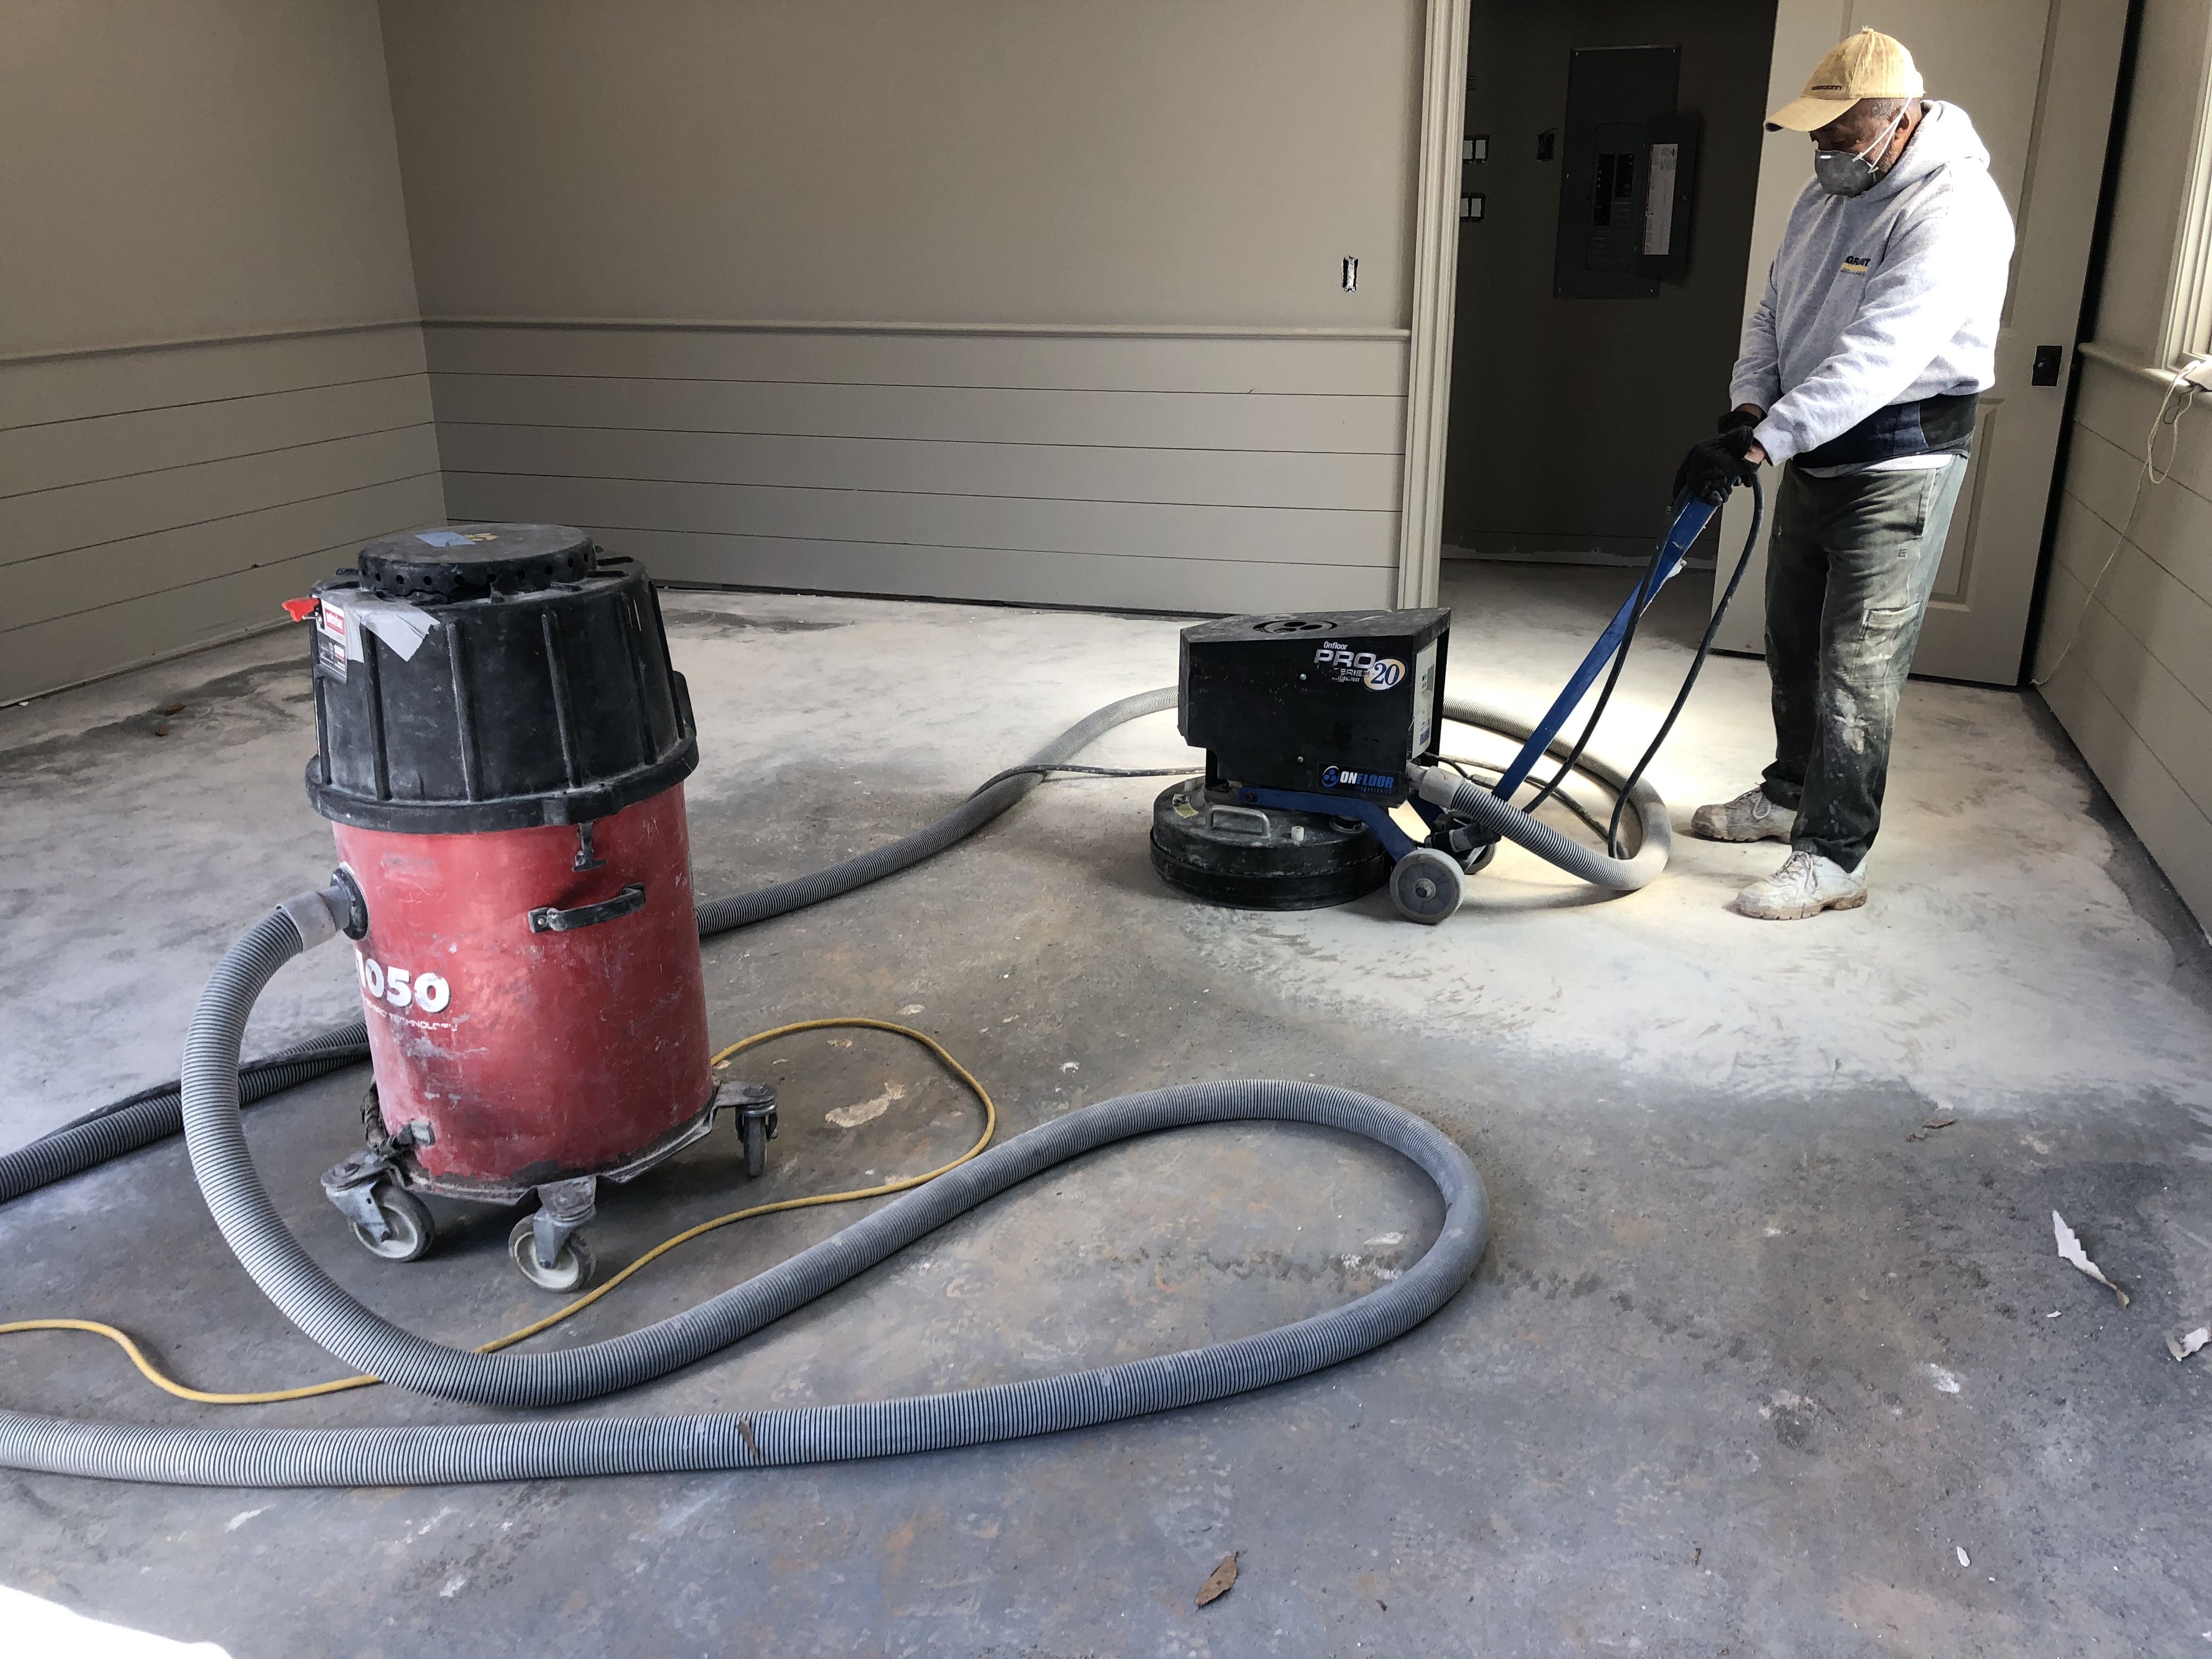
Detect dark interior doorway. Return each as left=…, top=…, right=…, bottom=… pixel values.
left=1442, top=0, right=1779, bottom=571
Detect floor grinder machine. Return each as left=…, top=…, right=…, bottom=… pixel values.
left=1152, top=486, right=1739, bottom=924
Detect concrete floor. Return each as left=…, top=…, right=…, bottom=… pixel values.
left=3, top=564, right=2210, bottom=1656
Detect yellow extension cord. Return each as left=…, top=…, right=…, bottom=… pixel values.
left=0, top=1018, right=995, bottom=1408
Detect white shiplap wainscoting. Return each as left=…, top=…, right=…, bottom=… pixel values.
left=424, top=321, right=1409, bottom=616
left=0, top=323, right=446, bottom=702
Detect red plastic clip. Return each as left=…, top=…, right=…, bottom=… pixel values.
left=280, top=597, right=319, bottom=622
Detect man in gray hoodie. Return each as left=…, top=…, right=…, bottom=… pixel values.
left=1677, top=30, right=2013, bottom=919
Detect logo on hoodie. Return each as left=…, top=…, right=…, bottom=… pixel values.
left=1840, top=255, right=1871, bottom=274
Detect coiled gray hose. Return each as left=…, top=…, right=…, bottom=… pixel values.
left=0, top=689, right=1180, bottom=1205
left=1436, top=697, right=1671, bottom=892
left=0, top=894, right=1487, bottom=1486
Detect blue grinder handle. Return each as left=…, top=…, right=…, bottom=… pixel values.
left=1488, top=495, right=1719, bottom=800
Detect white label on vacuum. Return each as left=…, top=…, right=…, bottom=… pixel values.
left=358, top=951, right=452, bottom=1015
left=316, top=600, right=348, bottom=682
left=1410, top=642, right=1438, bottom=752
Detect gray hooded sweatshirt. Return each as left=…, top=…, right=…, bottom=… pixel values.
left=1731, top=100, right=2015, bottom=469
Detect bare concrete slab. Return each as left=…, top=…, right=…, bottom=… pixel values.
left=2, top=566, right=2209, bottom=1656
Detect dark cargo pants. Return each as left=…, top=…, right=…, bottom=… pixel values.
left=1758, top=457, right=1969, bottom=870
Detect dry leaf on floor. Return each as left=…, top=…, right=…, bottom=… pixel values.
left=1197, top=1551, right=1240, bottom=1607
left=2166, top=1325, right=2210, bottom=1362
left=1906, top=1117, right=1957, bottom=1143
left=2052, top=1211, right=2129, bottom=1308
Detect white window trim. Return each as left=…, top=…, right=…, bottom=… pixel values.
left=2157, top=12, right=2212, bottom=368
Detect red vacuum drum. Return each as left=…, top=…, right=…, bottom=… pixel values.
left=297, top=524, right=764, bottom=1291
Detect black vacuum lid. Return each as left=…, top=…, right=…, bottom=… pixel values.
left=356, top=523, right=597, bottom=601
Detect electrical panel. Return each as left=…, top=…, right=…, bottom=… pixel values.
left=1553, top=46, right=1699, bottom=300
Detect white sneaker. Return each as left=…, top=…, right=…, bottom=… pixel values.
left=1735, top=850, right=1868, bottom=920
left=1690, top=786, right=1797, bottom=843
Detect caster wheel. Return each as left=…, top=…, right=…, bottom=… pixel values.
left=349, top=1180, right=434, bottom=1263
left=1390, top=847, right=1465, bottom=925
left=509, top=1216, right=596, bottom=1293
left=1463, top=839, right=1498, bottom=876
left=742, top=1114, right=768, bottom=1179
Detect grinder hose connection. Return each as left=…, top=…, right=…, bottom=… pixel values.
left=1416, top=697, right=1671, bottom=892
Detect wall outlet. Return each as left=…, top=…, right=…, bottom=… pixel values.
left=2180, top=354, right=2212, bottom=392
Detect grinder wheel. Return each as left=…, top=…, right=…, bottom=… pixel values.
left=1148, top=780, right=1389, bottom=911
left=1389, top=847, right=1466, bottom=925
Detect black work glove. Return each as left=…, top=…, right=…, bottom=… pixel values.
left=1672, top=425, right=1759, bottom=506
left=1717, top=406, right=1762, bottom=436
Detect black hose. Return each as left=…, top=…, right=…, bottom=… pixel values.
left=0, top=894, right=1487, bottom=1486
left=1602, top=471, right=1766, bottom=855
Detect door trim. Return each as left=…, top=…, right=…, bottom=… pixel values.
left=1397, top=0, right=1474, bottom=607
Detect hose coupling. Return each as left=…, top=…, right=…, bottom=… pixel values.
left=278, top=870, right=368, bottom=952
left=1405, top=763, right=1462, bottom=810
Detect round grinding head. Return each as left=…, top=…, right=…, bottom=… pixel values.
left=1148, top=779, right=1389, bottom=910
left=357, top=523, right=597, bottom=601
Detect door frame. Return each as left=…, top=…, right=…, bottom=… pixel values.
left=1395, top=0, right=1796, bottom=607
left=1397, top=0, right=1473, bottom=607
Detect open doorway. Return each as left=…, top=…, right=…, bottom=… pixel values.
left=1440, top=1, right=1779, bottom=588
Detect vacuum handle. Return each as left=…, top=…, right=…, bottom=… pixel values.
left=528, top=883, right=646, bottom=933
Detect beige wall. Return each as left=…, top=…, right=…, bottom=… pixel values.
left=2035, top=0, right=2212, bottom=929
left=0, top=0, right=444, bottom=702
left=380, top=0, right=1422, bottom=330
left=378, top=0, right=1423, bottom=614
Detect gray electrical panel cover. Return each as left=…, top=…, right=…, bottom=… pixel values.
left=1554, top=46, right=1680, bottom=300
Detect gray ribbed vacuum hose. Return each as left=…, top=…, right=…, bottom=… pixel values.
left=1437, top=697, right=1671, bottom=892
left=0, top=896, right=1487, bottom=1486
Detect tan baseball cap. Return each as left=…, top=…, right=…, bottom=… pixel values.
left=1766, top=28, right=1925, bottom=132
